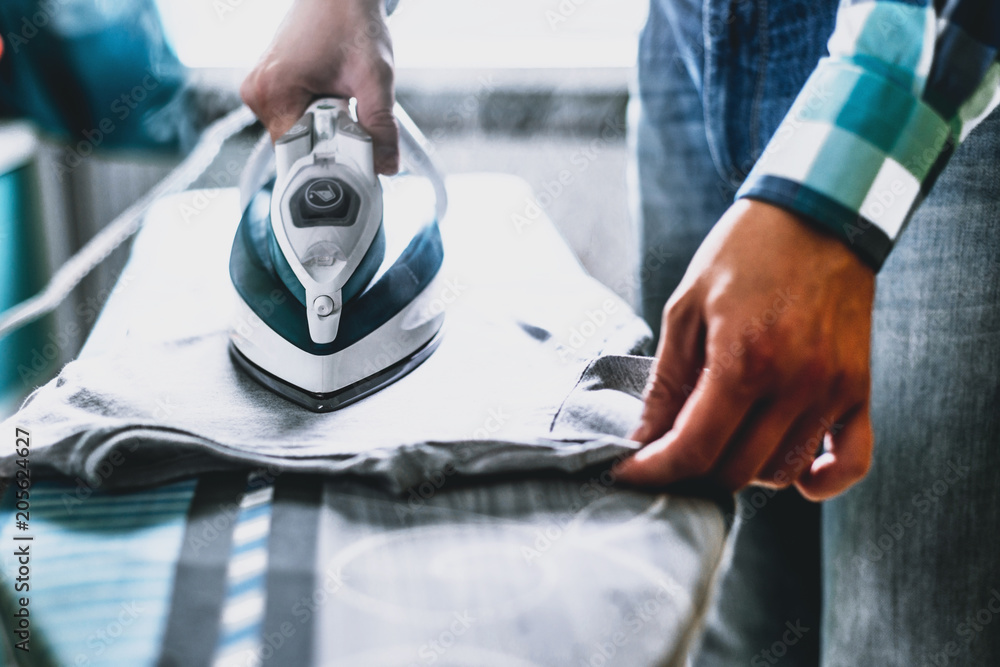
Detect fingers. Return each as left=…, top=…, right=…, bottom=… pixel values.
left=240, top=66, right=313, bottom=142
left=795, top=403, right=873, bottom=501
left=709, top=399, right=802, bottom=490
left=241, top=64, right=398, bottom=174
left=617, top=366, right=755, bottom=486
left=630, top=298, right=704, bottom=444
left=238, top=0, right=399, bottom=173
left=353, top=60, right=399, bottom=175
left=752, top=409, right=828, bottom=488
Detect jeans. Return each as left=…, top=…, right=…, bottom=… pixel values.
left=632, top=0, right=1000, bottom=665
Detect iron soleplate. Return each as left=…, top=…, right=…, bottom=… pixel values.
left=229, top=330, right=443, bottom=413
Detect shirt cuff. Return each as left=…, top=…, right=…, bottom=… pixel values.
left=736, top=57, right=956, bottom=271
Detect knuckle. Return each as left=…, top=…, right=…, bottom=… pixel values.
left=239, top=73, right=263, bottom=110
left=241, top=67, right=291, bottom=123
left=727, top=341, right=777, bottom=391
left=366, top=58, right=395, bottom=88
left=661, top=293, right=695, bottom=328
left=662, top=298, right=682, bottom=323
left=643, top=374, right=674, bottom=404
left=365, top=105, right=398, bottom=132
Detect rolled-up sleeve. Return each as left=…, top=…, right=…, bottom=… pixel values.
left=737, top=0, right=1000, bottom=270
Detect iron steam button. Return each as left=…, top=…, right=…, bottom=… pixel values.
left=303, top=178, right=348, bottom=216
left=313, top=295, right=336, bottom=317
left=293, top=177, right=357, bottom=226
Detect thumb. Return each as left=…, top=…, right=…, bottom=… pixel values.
left=629, top=307, right=703, bottom=444
left=354, top=63, right=399, bottom=175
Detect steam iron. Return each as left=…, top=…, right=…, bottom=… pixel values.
left=229, top=97, right=448, bottom=412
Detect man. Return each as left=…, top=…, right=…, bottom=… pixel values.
left=241, top=0, right=1000, bottom=663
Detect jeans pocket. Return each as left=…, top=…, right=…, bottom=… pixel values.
left=701, top=0, right=836, bottom=195
left=702, top=0, right=765, bottom=193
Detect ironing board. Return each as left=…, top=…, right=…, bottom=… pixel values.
left=0, top=175, right=730, bottom=666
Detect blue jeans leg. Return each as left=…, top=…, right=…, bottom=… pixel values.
left=633, top=0, right=728, bottom=338
left=821, top=106, right=1000, bottom=666
left=633, top=2, right=823, bottom=666
left=633, top=0, right=1000, bottom=665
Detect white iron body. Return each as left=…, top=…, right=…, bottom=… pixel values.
left=229, top=98, right=447, bottom=411
left=229, top=281, right=445, bottom=399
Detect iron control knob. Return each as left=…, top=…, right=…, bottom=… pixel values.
left=313, top=295, right=336, bottom=317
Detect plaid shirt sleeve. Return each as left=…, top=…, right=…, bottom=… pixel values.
left=736, top=0, right=1000, bottom=270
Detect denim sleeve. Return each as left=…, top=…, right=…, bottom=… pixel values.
left=736, top=0, right=1000, bottom=270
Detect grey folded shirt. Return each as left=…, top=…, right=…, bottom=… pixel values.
left=1, top=176, right=656, bottom=493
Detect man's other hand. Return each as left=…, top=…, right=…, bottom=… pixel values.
left=617, top=199, right=876, bottom=501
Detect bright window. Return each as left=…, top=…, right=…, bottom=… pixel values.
left=156, top=0, right=646, bottom=70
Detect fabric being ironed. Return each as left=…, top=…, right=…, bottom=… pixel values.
left=0, top=176, right=658, bottom=494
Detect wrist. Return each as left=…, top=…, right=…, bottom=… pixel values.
left=730, top=199, right=877, bottom=280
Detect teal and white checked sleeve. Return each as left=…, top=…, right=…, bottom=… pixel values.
left=737, top=0, right=1000, bottom=270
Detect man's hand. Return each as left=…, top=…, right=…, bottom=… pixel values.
left=240, top=0, right=399, bottom=174
left=616, top=199, right=876, bottom=500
